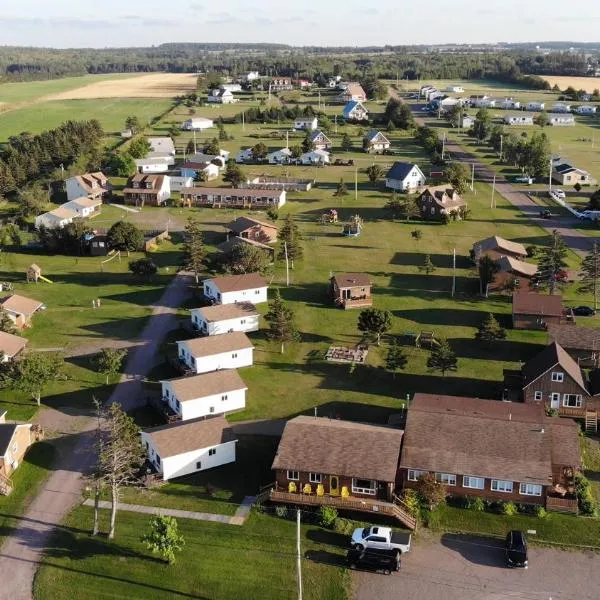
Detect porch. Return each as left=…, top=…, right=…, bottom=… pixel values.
left=148, top=396, right=181, bottom=424
left=339, top=297, right=373, bottom=310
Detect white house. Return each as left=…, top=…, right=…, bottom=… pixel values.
left=239, top=71, right=260, bottom=83
left=385, top=162, right=426, bottom=192
left=141, top=416, right=237, bottom=481
left=135, top=156, right=171, bottom=173
left=147, top=137, right=175, bottom=156
left=191, top=302, right=259, bottom=336
left=574, top=105, right=597, bottom=115
left=35, top=206, right=78, bottom=229
left=300, top=149, right=330, bottom=165
left=445, top=85, right=464, bottom=93
left=551, top=103, right=571, bottom=114
left=203, top=272, right=268, bottom=305
left=181, top=117, right=214, bottom=131
left=309, top=130, right=332, bottom=150
left=177, top=332, right=255, bottom=374
left=363, top=130, right=390, bottom=153
left=294, top=116, right=318, bottom=131
left=460, top=114, right=476, bottom=129
left=208, top=88, right=235, bottom=104
left=63, top=196, right=102, bottom=219
left=526, top=101, right=545, bottom=111
left=343, top=100, right=369, bottom=121
left=221, top=84, right=242, bottom=93
left=236, top=148, right=255, bottom=163
left=470, top=95, right=492, bottom=108
left=161, top=370, right=247, bottom=421
left=267, top=148, right=293, bottom=164
left=169, top=176, right=194, bottom=192
left=180, top=161, right=220, bottom=180
left=504, top=114, right=534, bottom=126
left=65, top=172, right=110, bottom=202
left=499, top=98, right=521, bottom=110
left=548, top=113, right=575, bottom=126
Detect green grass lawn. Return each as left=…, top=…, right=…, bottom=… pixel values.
left=0, top=441, right=57, bottom=546
left=33, top=508, right=348, bottom=600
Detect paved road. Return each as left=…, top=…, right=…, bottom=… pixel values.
left=389, top=87, right=599, bottom=258
left=0, top=271, right=193, bottom=600
left=354, top=533, right=600, bottom=600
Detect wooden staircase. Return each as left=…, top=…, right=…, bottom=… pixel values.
left=585, top=410, right=598, bottom=433
left=0, top=472, right=13, bottom=496
left=392, top=495, right=418, bottom=531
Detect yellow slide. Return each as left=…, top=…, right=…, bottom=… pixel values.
left=38, top=275, right=53, bottom=284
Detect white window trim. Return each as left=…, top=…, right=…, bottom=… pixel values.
left=287, top=470, right=299, bottom=481
left=519, top=483, right=543, bottom=497
left=435, top=472, right=457, bottom=486
left=351, top=478, right=377, bottom=495
left=463, top=475, right=485, bottom=490
left=562, top=394, right=583, bottom=408
left=534, top=391, right=543, bottom=401
left=407, top=469, right=428, bottom=482
left=491, top=479, right=514, bottom=493
left=551, top=372, right=564, bottom=382
left=309, top=472, right=322, bottom=484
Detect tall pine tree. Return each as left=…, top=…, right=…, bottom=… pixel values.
left=475, top=313, right=506, bottom=345
left=183, top=217, right=206, bottom=285
left=534, top=230, right=568, bottom=295
left=579, top=242, right=600, bottom=310
left=427, top=338, right=458, bottom=377
left=264, top=289, right=299, bottom=353
left=277, top=215, right=303, bottom=268
left=385, top=337, right=408, bottom=378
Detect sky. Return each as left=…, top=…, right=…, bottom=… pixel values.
left=1, top=0, right=599, bottom=48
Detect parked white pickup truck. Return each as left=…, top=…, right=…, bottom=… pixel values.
left=350, top=526, right=412, bottom=554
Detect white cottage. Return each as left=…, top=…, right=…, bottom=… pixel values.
left=141, top=416, right=237, bottom=481
left=177, top=332, right=255, bottom=374
left=363, top=130, right=390, bottom=153
left=548, top=114, right=575, bottom=126
left=343, top=101, right=369, bottom=121
left=134, top=156, right=171, bottom=173
left=294, top=117, right=318, bottom=131
left=526, top=101, right=545, bottom=111
left=181, top=117, right=214, bottom=131
left=267, top=148, right=293, bottom=164
left=385, top=162, right=426, bottom=192
left=161, top=370, right=247, bottom=421
left=191, top=302, right=259, bottom=336
left=203, top=273, right=268, bottom=305
left=300, top=149, right=330, bottom=165
left=575, top=105, right=597, bottom=115
left=504, top=114, right=534, bottom=126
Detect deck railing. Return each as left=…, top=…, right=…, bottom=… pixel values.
left=546, top=495, right=578, bottom=514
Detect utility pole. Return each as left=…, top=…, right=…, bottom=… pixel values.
left=499, top=134, right=503, bottom=161
left=284, top=241, right=290, bottom=287
left=491, top=173, right=496, bottom=208
left=334, top=115, right=338, bottom=134
left=193, top=130, right=197, bottom=154
left=318, top=90, right=321, bottom=109
left=442, top=133, right=446, bottom=160
left=451, top=248, right=456, bottom=298
left=470, top=162, right=475, bottom=191
left=296, top=509, right=303, bottom=600
left=548, top=156, right=553, bottom=192
left=242, top=110, right=245, bottom=131
left=286, top=130, right=289, bottom=150
left=355, top=167, right=358, bottom=202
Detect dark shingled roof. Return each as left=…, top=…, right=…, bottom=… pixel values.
left=272, top=416, right=403, bottom=482
left=547, top=324, right=600, bottom=352
left=512, top=292, right=564, bottom=317
left=385, top=161, right=418, bottom=182
left=331, top=273, right=371, bottom=288
left=0, top=424, right=18, bottom=456
left=208, top=272, right=268, bottom=293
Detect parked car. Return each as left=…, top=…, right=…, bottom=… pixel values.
left=539, top=209, right=553, bottom=219
left=346, top=548, right=400, bottom=575
left=515, top=176, right=533, bottom=185
left=333, top=159, right=354, bottom=166
left=550, top=188, right=566, bottom=199
left=505, top=530, right=528, bottom=568
left=350, top=526, right=411, bottom=554
left=572, top=305, right=596, bottom=316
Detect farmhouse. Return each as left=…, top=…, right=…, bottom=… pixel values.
left=0, top=294, right=43, bottom=329
left=147, top=137, right=175, bottom=156
left=552, top=160, right=596, bottom=186
left=141, top=416, right=237, bottom=481
left=337, top=82, right=366, bottom=102
left=177, top=332, right=254, bottom=374
left=181, top=117, right=214, bottom=131
left=191, top=303, right=259, bottom=336
left=512, top=293, right=569, bottom=330
left=472, top=236, right=528, bottom=262
left=270, top=77, right=293, bottom=91
left=269, top=416, right=415, bottom=528
left=504, top=114, right=534, bottom=126
left=548, top=114, right=575, bottom=126
left=330, top=273, right=372, bottom=310
left=399, top=393, right=580, bottom=512
left=300, top=149, right=330, bottom=165
left=227, top=216, right=278, bottom=244
left=0, top=331, right=27, bottom=362
left=180, top=187, right=286, bottom=209
left=490, top=256, right=538, bottom=293
left=123, top=174, right=170, bottom=207
left=266, top=148, right=292, bottom=164
left=526, top=101, right=545, bottom=111
left=363, top=130, right=390, bottom=153
left=160, top=370, right=247, bottom=421
left=134, top=156, right=171, bottom=174
left=385, top=162, right=426, bottom=192
left=547, top=324, right=600, bottom=367
left=0, top=413, right=37, bottom=483
left=203, top=272, right=268, bottom=305
left=65, top=172, right=110, bottom=203
left=343, top=101, right=369, bottom=121
left=417, top=185, right=466, bottom=220
left=208, top=88, right=235, bottom=104
left=294, top=116, right=318, bottom=131
left=309, top=130, right=332, bottom=150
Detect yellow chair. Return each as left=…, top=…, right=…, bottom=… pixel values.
left=316, top=484, right=324, bottom=497
left=288, top=481, right=297, bottom=493
left=303, top=483, right=312, bottom=495
left=341, top=486, right=350, bottom=498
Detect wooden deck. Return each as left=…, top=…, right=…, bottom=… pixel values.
left=546, top=495, right=578, bottom=514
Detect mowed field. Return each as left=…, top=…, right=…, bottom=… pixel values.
left=540, top=75, right=600, bottom=93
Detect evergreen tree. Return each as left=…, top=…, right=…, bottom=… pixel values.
left=334, top=179, right=349, bottom=197
left=277, top=215, right=303, bottom=268
left=365, top=164, right=383, bottom=183
left=419, top=254, right=436, bottom=275
left=128, top=257, right=157, bottom=278
left=290, top=144, right=302, bottom=159
left=301, top=131, right=314, bottom=153
left=385, top=337, right=408, bottom=378
left=579, top=242, right=600, bottom=310
left=183, top=217, right=206, bottom=285
left=534, top=230, right=569, bottom=295
left=223, top=159, right=245, bottom=187
left=478, top=255, right=500, bottom=296
left=203, top=138, right=220, bottom=155
left=427, top=338, right=457, bottom=376
left=357, top=308, right=392, bottom=346
left=264, top=289, right=300, bottom=353
left=475, top=313, right=506, bottom=345
left=341, top=133, right=352, bottom=152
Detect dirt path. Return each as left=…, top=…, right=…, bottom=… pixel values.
left=0, top=271, right=193, bottom=600
left=388, top=86, right=600, bottom=258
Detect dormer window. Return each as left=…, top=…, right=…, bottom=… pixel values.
left=551, top=372, right=564, bottom=383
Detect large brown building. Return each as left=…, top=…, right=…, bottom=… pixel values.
left=512, top=292, right=570, bottom=330
left=180, top=187, right=286, bottom=210
left=417, top=186, right=467, bottom=221
left=329, top=273, right=372, bottom=309
left=399, top=393, right=580, bottom=512
left=547, top=324, right=600, bottom=367
left=472, top=236, right=528, bottom=262
left=490, top=256, right=538, bottom=293
left=123, top=174, right=170, bottom=207
left=227, top=216, right=278, bottom=244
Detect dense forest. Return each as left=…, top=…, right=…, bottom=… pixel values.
left=0, top=44, right=596, bottom=87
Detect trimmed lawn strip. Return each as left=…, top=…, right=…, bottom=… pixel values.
left=33, top=507, right=348, bottom=600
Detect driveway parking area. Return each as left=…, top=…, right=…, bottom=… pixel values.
left=353, top=533, right=600, bottom=600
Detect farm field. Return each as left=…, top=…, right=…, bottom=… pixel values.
left=539, top=75, right=600, bottom=94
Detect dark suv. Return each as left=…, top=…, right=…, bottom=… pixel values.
left=505, top=530, right=528, bottom=568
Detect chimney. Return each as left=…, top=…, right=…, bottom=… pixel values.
left=509, top=412, right=512, bottom=421
left=540, top=427, right=545, bottom=434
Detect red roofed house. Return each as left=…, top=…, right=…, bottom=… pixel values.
left=66, top=172, right=111, bottom=202
left=512, top=293, right=571, bottom=330
left=417, top=186, right=467, bottom=220
left=123, top=174, right=171, bottom=207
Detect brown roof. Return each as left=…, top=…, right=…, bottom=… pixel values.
left=331, top=273, right=372, bottom=288
left=0, top=294, right=43, bottom=316
left=497, top=256, right=538, bottom=278
left=473, top=236, right=527, bottom=258
left=179, top=332, right=254, bottom=358
left=547, top=324, right=600, bottom=352
left=272, top=416, right=403, bottom=482
left=340, top=82, right=366, bottom=98
left=208, top=273, right=268, bottom=293
left=124, top=174, right=165, bottom=194
left=76, top=172, right=109, bottom=194
left=194, top=302, right=258, bottom=322
left=401, top=394, right=559, bottom=485
left=0, top=331, right=27, bottom=358
left=163, top=369, right=247, bottom=402
left=521, top=342, right=588, bottom=393
left=550, top=419, right=581, bottom=468
left=512, top=292, right=564, bottom=317
left=217, top=237, right=275, bottom=254
left=420, top=185, right=466, bottom=209
left=181, top=186, right=285, bottom=199
left=144, top=416, right=236, bottom=458
left=227, top=216, right=278, bottom=235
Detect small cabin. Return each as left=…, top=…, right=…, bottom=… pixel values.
left=329, top=273, right=372, bottom=310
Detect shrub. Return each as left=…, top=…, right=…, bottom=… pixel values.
left=468, top=496, right=485, bottom=512
left=275, top=505, right=288, bottom=519
left=129, top=257, right=158, bottom=278
left=318, top=505, right=338, bottom=529
left=333, top=518, right=354, bottom=536
left=502, top=502, right=518, bottom=516
left=402, top=489, right=421, bottom=517
left=525, top=245, right=538, bottom=257
left=574, top=183, right=582, bottom=192
left=535, top=506, right=548, bottom=519
left=426, top=508, right=442, bottom=531
left=575, top=473, right=597, bottom=515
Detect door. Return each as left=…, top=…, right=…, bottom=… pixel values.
left=343, top=289, right=351, bottom=300
left=330, top=476, right=339, bottom=496
left=550, top=393, right=560, bottom=409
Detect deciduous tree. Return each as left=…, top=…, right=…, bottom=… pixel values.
left=415, top=473, right=447, bottom=509
left=95, top=348, right=128, bottom=385
left=445, top=162, right=470, bottom=195
left=419, top=254, right=436, bottom=275
left=365, top=164, right=383, bottom=183
left=334, top=179, right=349, bottom=197
left=141, top=516, right=185, bottom=564
left=427, top=338, right=457, bottom=377
left=129, top=257, right=157, bottom=278
left=225, top=243, right=271, bottom=275
left=0, top=310, right=19, bottom=336
left=107, top=221, right=143, bottom=255
left=14, top=352, right=64, bottom=406
left=125, top=116, right=141, bottom=134
left=108, top=152, right=136, bottom=177
left=128, top=137, right=151, bottom=159
left=472, top=108, right=491, bottom=141
left=251, top=142, right=268, bottom=160
left=357, top=308, right=392, bottom=346
left=478, top=255, right=500, bottom=296
left=264, top=289, right=300, bottom=353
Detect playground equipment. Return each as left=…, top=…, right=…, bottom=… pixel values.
left=342, top=214, right=363, bottom=237
left=415, top=331, right=439, bottom=349
left=26, top=264, right=53, bottom=284
left=321, top=209, right=338, bottom=224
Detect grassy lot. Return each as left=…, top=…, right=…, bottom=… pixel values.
left=33, top=507, right=348, bottom=600
left=0, top=441, right=57, bottom=546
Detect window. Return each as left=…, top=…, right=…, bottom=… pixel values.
left=221, top=394, right=228, bottom=401
left=240, top=319, right=246, bottom=325
left=534, top=391, right=543, bottom=401
left=309, top=472, right=322, bottom=484
left=232, top=352, right=238, bottom=359
left=551, top=372, right=564, bottom=382
left=155, top=455, right=161, bottom=465
left=165, top=389, right=170, bottom=399
left=435, top=473, right=457, bottom=486
left=408, top=469, right=428, bottom=482
left=287, top=470, right=299, bottom=481
left=519, top=483, right=542, bottom=496
left=255, top=289, right=260, bottom=295
left=352, top=478, right=376, bottom=495
left=209, top=406, right=215, bottom=413
left=196, top=461, right=202, bottom=469
left=175, top=400, right=181, bottom=411
left=209, top=448, right=216, bottom=456
left=491, top=480, right=513, bottom=493
left=463, top=476, right=485, bottom=490
left=563, top=394, right=583, bottom=408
